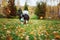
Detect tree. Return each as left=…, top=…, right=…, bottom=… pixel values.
left=24, top=2, right=28, bottom=10
left=8, top=0, right=17, bottom=17
left=34, top=2, right=46, bottom=19
left=57, top=3, right=60, bottom=19
left=3, top=0, right=17, bottom=18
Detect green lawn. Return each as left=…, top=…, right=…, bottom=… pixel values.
left=0, top=18, right=60, bottom=40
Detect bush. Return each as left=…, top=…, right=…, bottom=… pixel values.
left=0, top=14, right=5, bottom=18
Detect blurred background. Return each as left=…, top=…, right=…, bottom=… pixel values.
left=0, top=0, right=60, bottom=19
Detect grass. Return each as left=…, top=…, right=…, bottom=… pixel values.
left=0, top=18, right=60, bottom=40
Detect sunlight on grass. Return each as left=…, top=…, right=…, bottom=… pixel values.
left=0, top=18, right=60, bottom=40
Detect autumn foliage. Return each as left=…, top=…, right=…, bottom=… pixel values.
left=3, top=0, right=17, bottom=18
